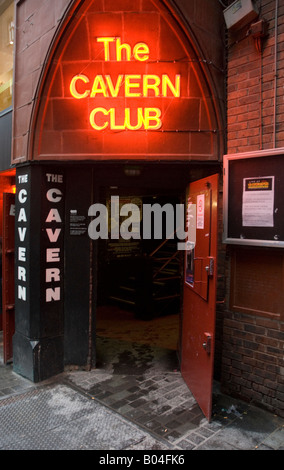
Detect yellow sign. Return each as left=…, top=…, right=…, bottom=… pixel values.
left=70, top=37, right=182, bottom=131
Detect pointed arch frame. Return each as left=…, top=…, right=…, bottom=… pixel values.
left=28, top=0, right=225, bottom=162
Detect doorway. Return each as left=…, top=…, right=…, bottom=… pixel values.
left=95, top=188, right=183, bottom=372
left=91, top=164, right=220, bottom=421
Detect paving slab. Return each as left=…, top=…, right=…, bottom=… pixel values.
left=1, top=332, right=283, bottom=451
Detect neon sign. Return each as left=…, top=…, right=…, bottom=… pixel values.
left=70, top=37, right=181, bottom=131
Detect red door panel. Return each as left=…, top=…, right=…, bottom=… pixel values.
left=181, top=174, right=218, bottom=421
left=190, top=188, right=211, bottom=300
left=3, top=193, right=15, bottom=364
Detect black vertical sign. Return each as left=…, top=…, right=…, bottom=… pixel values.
left=14, top=167, right=32, bottom=335
left=14, top=166, right=40, bottom=380
left=14, top=166, right=65, bottom=382
left=41, top=170, right=65, bottom=338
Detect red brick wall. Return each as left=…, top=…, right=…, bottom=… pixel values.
left=224, top=0, right=284, bottom=417
left=221, top=308, right=284, bottom=417
left=227, top=0, right=284, bottom=153
left=13, top=0, right=71, bottom=164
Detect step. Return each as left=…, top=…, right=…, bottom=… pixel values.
left=153, top=269, right=180, bottom=278
left=154, top=293, right=180, bottom=301
left=154, top=275, right=181, bottom=282
left=109, top=296, right=135, bottom=306
left=154, top=266, right=180, bottom=272
left=153, top=258, right=180, bottom=264
left=118, top=285, right=136, bottom=293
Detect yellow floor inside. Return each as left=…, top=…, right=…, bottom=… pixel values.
left=96, top=305, right=180, bottom=351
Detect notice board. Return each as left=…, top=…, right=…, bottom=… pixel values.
left=223, top=150, right=284, bottom=247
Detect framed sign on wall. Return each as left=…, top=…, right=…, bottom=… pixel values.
left=223, top=149, right=284, bottom=248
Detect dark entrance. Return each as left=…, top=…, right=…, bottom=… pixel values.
left=91, top=163, right=220, bottom=420
left=97, top=192, right=182, bottom=319
left=94, top=165, right=186, bottom=372
left=96, top=189, right=183, bottom=373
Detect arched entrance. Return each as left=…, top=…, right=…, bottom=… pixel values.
left=13, top=0, right=224, bottom=420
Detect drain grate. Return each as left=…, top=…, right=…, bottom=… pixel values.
left=0, top=384, right=170, bottom=450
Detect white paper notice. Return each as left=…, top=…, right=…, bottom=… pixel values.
left=197, top=194, right=205, bottom=230
left=242, top=176, right=275, bottom=227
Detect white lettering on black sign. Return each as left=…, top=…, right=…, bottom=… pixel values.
left=17, top=175, right=29, bottom=301
left=44, top=174, right=64, bottom=303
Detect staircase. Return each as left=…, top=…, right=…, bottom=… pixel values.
left=108, top=257, right=153, bottom=318
left=108, top=237, right=182, bottom=319
left=150, top=236, right=182, bottom=317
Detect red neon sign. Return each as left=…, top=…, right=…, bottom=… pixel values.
left=70, top=37, right=181, bottom=131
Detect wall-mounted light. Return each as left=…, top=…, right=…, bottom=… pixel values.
left=223, top=0, right=258, bottom=30
left=8, top=21, right=14, bottom=45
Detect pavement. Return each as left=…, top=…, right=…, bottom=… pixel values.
left=0, top=332, right=284, bottom=452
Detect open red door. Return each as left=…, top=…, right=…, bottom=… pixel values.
left=181, top=174, right=219, bottom=421
left=3, top=192, right=15, bottom=364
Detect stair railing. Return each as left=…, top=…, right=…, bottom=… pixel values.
left=149, top=230, right=180, bottom=279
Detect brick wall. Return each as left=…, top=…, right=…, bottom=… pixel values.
left=13, top=0, right=71, bottom=164
left=227, top=0, right=284, bottom=153
left=221, top=307, right=284, bottom=417
left=223, top=0, right=284, bottom=417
